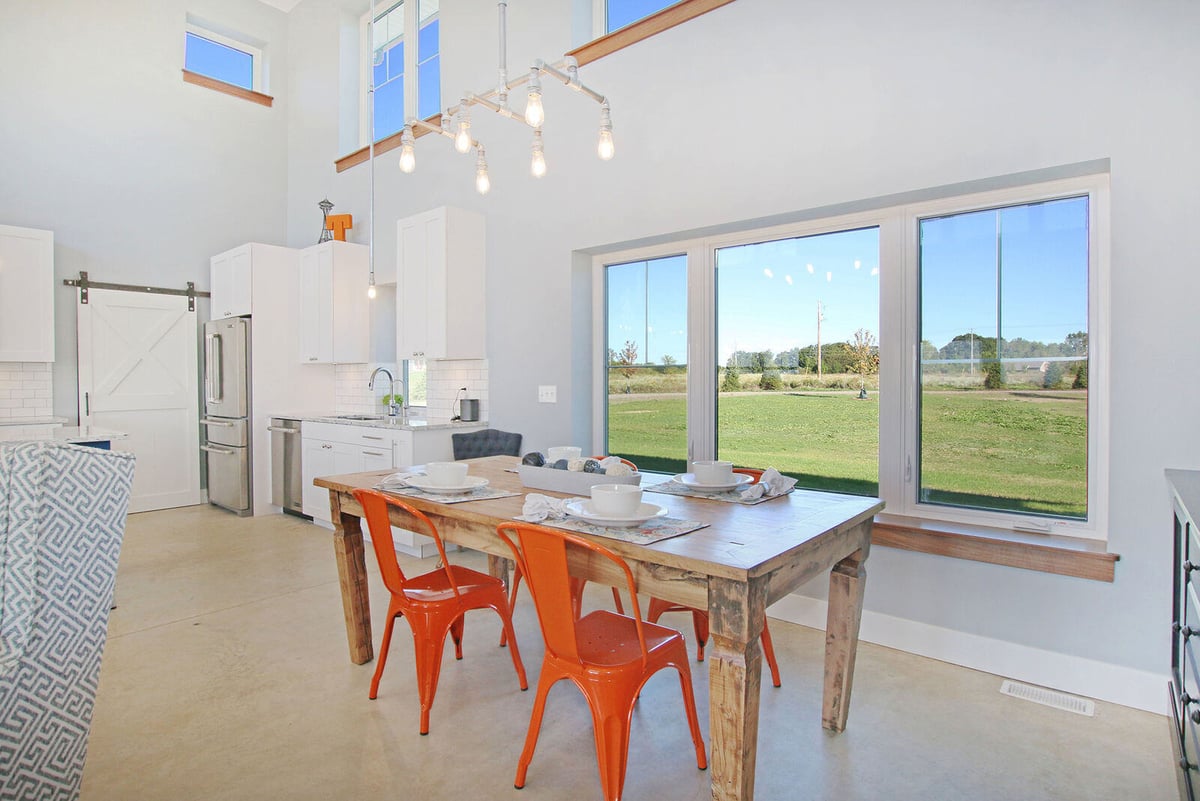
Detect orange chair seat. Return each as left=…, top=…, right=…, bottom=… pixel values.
left=575, top=610, right=683, bottom=667
left=402, top=565, right=501, bottom=603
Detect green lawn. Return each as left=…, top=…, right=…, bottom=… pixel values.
left=607, top=390, right=1087, bottom=517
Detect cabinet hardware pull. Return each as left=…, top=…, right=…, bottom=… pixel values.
left=1187, top=561, right=1198, bottom=574
left=363, top=450, right=384, bottom=457
left=266, top=426, right=299, bottom=434
left=1183, top=692, right=1196, bottom=706
left=362, top=435, right=384, bottom=440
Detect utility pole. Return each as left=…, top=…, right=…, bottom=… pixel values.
left=969, top=328, right=976, bottom=376
left=816, top=300, right=825, bottom=379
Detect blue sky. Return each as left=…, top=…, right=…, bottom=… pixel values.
left=607, top=196, right=1089, bottom=366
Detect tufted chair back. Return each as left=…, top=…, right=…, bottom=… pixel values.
left=450, top=428, right=522, bottom=460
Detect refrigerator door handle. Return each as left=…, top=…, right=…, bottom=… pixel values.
left=200, top=444, right=236, bottom=456
left=200, top=418, right=234, bottom=427
left=204, top=332, right=223, bottom=404
left=266, top=426, right=299, bottom=434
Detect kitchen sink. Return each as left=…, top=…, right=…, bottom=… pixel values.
left=334, top=414, right=385, bottom=421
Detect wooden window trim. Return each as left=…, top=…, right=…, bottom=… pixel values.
left=335, top=0, right=734, bottom=173
left=182, top=69, right=273, bottom=107
left=872, top=517, right=1118, bottom=582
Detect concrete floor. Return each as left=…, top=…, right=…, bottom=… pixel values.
left=82, top=504, right=1174, bottom=800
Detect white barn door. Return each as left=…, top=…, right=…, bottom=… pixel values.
left=77, top=289, right=201, bottom=512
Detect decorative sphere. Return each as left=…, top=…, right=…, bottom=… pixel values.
left=522, top=452, right=546, bottom=467
left=582, top=459, right=604, bottom=474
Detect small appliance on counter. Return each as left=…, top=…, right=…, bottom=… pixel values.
left=453, top=387, right=480, bottom=422
left=201, top=317, right=252, bottom=516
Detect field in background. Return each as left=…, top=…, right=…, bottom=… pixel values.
left=607, top=389, right=1087, bottom=516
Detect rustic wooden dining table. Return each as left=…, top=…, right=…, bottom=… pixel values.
left=314, top=455, right=883, bottom=801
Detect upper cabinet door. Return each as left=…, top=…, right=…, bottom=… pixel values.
left=298, top=241, right=368, bottom=364
left=210, top=245, right=252, bottom=319
left=0, top=224, right=55, bottom=362
left=396, top=207, right=485, bottom=361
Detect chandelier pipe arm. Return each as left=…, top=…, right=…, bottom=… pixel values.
left=536, top=58, right=607, bottom=105
left=468, top=93, right=535, bottom=128
left=409, top=116, right=482, bottom=151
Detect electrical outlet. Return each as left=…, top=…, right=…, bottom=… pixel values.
left=538, top=385, right=557, bottom=403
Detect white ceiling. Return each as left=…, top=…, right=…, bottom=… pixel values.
left=256, top=0, right=305, bottom=12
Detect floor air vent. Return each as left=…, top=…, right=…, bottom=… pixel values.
left=999, top=680, right=1096, bottom=716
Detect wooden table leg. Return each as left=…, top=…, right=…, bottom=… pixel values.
left=822, top=535, right=869, bottom=731
left=707, top=576, right=767, bottom=801
left=330, top=491, right=373, bottom=665
left=488, top=553, right=512, bottom=592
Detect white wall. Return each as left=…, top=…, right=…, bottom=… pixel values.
left=0, top=0, right=292, bottom=420
left=283, top=0, right=1200, bottom=711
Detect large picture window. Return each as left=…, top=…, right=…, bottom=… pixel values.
left=594, top=174, right=1109, bottom=540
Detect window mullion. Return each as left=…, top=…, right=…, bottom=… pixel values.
left=686, top=241, right=714, bottom=466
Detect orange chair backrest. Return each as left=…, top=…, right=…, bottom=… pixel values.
left=733, top=467, right=764, bottom=483
left=497, top=522, right=648, bottom=665
left=353, top=489, right=459, bottom=599
left=591, top=455, right=638, bottom=471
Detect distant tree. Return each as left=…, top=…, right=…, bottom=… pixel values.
left=1072, top=361, right=1088, bottom=389
left=749, top=351, right=773, bottom=373
left=849, top=329, right=880, bottom=391
left=721, top=357, right=741, bottom=392
left=615, top=340, right=639, bottom=380
left=759, top=369, right=783, bottom=390
left=661, top=354, right=676, bottom=367
left=775, top=347, right=800, bottom=370
left=1065, top=331, right=1088, bottom=356
left=607, top=347, right=618, bottom=365
left=1043, top=362, right=1065, bottom=389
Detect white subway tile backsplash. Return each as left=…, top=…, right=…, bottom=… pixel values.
left=0, top=362, right=53, bottom=419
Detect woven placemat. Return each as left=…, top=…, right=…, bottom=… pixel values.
left=645, top=480, right=792, bottom=505
left=519, top=514, right=708, bottom=546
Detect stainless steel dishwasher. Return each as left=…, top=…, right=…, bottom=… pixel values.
left=268, top=417, right=306, bottom=517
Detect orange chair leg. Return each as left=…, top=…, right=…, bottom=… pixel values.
left=368, top=604, right=402, bottom=700
left=515, top=668, right=560, bottom=788
left=411, top=619, right=451, bottom=735
left=450, top=615, right=465, bottom=660
left=673, top=663, right=708, bottom=770
left=760, top=620, right=782, bottom=688
left=692, top=610, right=709, bottom=662
left=495, top=605, right=529, bottom=690
left=500, top=567, right=524, bottom=647
left=588, top=705, right=634, bottom=801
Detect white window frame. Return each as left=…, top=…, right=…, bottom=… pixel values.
left=592, top=172, right=1111, bottom=542
left=360, top=1, right=439, bottom=147
left=185, top=23, right=265, bottom=93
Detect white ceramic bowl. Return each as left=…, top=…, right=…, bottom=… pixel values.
left=425, top=461, right=469, bottom=487
left=546, top=445, right=583, bottom=463
left=692, top=460, right=734, bottom=485
left=590, top=483, right=643, bottom=517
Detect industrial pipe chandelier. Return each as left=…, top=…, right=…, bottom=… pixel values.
left=386, top=0, right=614, bottom=195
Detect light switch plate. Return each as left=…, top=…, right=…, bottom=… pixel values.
left=538, top=385, right=557, bottom=403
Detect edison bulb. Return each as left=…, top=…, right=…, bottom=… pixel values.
left=454, top=123, right=472, bottom=154
left=399, top=143, right=415, bottom=173
left=476, top=169, right=491, bottom=195
left=524, top=89, right=544, bottom=128
left=597, top=129, right=615, bottom=160
left=531, top=149, right=546, bottom=178
left=367, top=282, right=377, bottom=299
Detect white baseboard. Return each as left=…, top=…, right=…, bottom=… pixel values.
left=768, top=594, right=1169, bottom=716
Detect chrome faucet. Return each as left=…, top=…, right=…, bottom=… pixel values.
left=368, top=367, right=407, bottom=421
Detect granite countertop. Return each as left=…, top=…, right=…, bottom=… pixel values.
left=0, top=416, right=70, bottom=427
left=275, top=414, right=488, bottom=432
left=0, top=424, right=128, bottom=444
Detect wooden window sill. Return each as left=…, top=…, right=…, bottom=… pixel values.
left=335, top=0, right=734, bottom=173
left=872, top=517, right=1118, bottom=582
left=182, top=70, right=273, bottom=107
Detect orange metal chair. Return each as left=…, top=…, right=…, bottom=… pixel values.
left=646, top=466, right=783, bottom=687
left=353, top=489, right=528, bottom=734
left=498, top=454, right=639, bottom=646
left=497, top=522, right=707, bottom=801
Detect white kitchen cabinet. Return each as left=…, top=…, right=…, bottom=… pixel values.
left=298, top=241, right=369, bottom=364
left=300, top=420, right=483, bottom=555
left=210, top=245, right=253, bottom=319
left=0, top=224, right=54, bottom=362
left=396, top=206, right=486, bottom=360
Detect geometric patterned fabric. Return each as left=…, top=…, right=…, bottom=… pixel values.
left=0, top=442, right=135, bottom=801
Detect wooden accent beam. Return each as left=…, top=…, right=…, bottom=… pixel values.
left=568, top=0, right=736, bottom=66
left=335, top=113, right=443, bottom=173
left=181, top=70, right=273, bottom=107
left=873, top=520, right=1118, bottom=582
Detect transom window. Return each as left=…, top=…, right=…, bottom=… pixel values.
left=603, top=0, right=677, bottom=33
left=362, top=0, right=440, bottom=144
left=595, top=174, right=1109, bottom=540
left=184, top=23, right=264, bottom=92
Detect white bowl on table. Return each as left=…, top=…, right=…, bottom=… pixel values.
left=691, top=460, right=734, bottom=486
left=425, top=461, right=469, bottom=487
left=546, top=445, right=582, bottom=463
left=590, top=483, right=643, bottom=517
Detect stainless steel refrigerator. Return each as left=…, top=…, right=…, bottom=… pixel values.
left=201, top=317, right=252, bottom=515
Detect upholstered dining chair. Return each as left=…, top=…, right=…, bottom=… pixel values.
left=646, top=466, right=782, bottom=687
left=352, top=489, right=528, bottom=734
left=451, top=428, right=522, bottom=460
left=496, top=521, right=707, bottom=801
